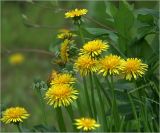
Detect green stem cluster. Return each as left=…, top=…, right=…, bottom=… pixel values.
left=16, top=123, right=22, bottom=132
left=106, top=76, right=120, bottom=131
left=83, top=77, right=93, bottom=117
left=36, top=89, right=47, bottom=126
left=56, top=107, right=67, bottom=132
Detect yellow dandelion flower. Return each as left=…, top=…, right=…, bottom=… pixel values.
left=9, top=53, right=25, bottom=65
left=57, top=29, right=76, bottom=40
left=50, top=73, right=76, bottom=85
left=74, top=117, right=100, bottom=131
left=1, top=107, right=30, bottom=124
left=74, top=55, right=98, bottom=76
left=121, top=58, right=148, bottom=80
left=45, top=84, right=78, bottom=108
left=65, top=8, right=88, bottom=18
left=80, top=40, right=109, bottom=57
left=57, top=32, right=72, bottom=40
left=98, top=54, right=123, bottom=76
left=60, top=39, right=70, bottom=63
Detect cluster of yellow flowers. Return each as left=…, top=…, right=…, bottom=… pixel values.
left=1, top=8, right=149, bottom=132
left=74, top=39, right=148, bottom=80
left=45, top=73, right=78, bottom=108
left=45, top=71, right=100, bottom=131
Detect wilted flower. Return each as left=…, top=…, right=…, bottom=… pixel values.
left=48, top=70, right=58, bottom=84
left=60, top=39, right=71, bottom=63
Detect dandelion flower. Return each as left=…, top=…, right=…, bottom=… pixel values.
left=74, top=117, right=100, bottom=131
left=121, top=58, right=148, bottom=80
left=80, top=40, right=109, bottom=57
left=57, top=29, right=76, bottom=40
left=9, top=53, right=25, bottom=65
left=74, top=55, right=97, bottom=76
left=1, top=107, right=30, bottom=124
left=65, top=8, right=88, bottom=18
left=98, top=54, right=123, bottom=76
left=60, top=39, right=70, bottom=63
left=45, top=84, right=78, bottom=108
left=50, top=73, right=76, bottom=85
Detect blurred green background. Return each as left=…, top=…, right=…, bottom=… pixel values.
left=1, top=1, right=158, bottom=131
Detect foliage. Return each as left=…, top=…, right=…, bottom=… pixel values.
left=1, top=1, right=159, bottom=132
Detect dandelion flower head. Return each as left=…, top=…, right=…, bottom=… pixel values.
left=50, top=73, right=76, bottom=85
left=45, top=84, right=78, bottom=108
left=57, top=29, right=76, bottom=40
left=74, top=117, right=100, bottom=131
left=1, top=107, right=30, bottom=124
left=80, top=40, right=109, bottom=58
left=98, top=54, right=123, bottom=76
left=74, top=55, right=98, bottom=76
left=65, top=8, right=88, bottom=18
left=121, top=58, right=148, bottom=80
left=9, top=53, right=25, bottom=65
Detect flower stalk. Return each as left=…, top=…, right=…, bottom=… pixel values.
left=77, top=23, right=85, bottom=44
left=36, top=88, right=47, bottom=126
left=127, top=92, right=141, bottom=132
left=106, top=76, right=120, bottom=131
left=56, top=107, right=67, bottom=132
left=16, top=123, right=22, bottom=132
left=89, top=73, right=97, bottom=119
left=83, top=76, right=93, bottom=117
left=94, top=74, right=108, bottom=131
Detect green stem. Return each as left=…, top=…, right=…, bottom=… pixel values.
left=127, top=93, right=140, bottom=132
left=77, top=24, right=85, bottom=44
left=137, top=90, right=150, bottom=131
left=56, top=107, right=67, bottom=132
left=107, top=76, right=120, bottom=131
left=83, top=76, right=93, bottom=117
left=16, top=123, right=22, bottom=132
left=66, top=105, right=74, bottom=121
left=37, top=89, right=47, bottom=126
left=89, top=73, right=97, bottom=119
left=94, top=75, right=108, bottom=131
left=76, top=98, right=84, bottom=116
left=95, top=75, right=112, bottom=107
left=66, top=105, right=77, bottom=131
